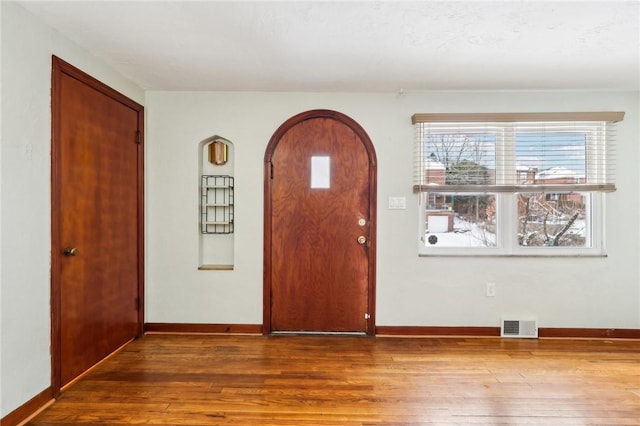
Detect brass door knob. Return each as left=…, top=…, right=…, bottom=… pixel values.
left=63, top=247, right=78, bottom=257
left=357, top=236, right=367, bottom=245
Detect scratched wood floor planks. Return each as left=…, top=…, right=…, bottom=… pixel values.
left=27, top=334, right=640, bottom=425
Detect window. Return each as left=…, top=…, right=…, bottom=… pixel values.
left=413, top=112, right=624, bottom=255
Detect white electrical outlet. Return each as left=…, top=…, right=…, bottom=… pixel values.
left=486, top=282, right=496, bottom=297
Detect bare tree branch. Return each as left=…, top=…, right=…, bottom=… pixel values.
left=552, top=211, right=580, bottom=246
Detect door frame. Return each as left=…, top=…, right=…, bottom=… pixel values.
left=50, top=56, right=145, bottom=395
left=263, top=109, right=377, bottom=335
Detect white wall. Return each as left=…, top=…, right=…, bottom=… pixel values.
left=0, top=2, right=144, bottom=416
left=146, top=90, right=639, bottom=329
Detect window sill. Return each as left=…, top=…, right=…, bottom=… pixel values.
left=198, top=264, right=234, bottom=271
left=418, top=252, right=608, bottom=258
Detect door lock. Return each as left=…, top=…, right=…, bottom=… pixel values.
left=357, top=236, right=367, bottom=245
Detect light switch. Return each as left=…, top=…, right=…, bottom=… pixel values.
left=388, top=196, right=406, bottom=209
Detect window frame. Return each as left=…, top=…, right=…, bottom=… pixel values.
left=414, top=112, right=622, bottom=257
left=418, top=191, right=605, bottom=257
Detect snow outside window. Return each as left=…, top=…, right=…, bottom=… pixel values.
left=412, top=112, right=623, bottom=256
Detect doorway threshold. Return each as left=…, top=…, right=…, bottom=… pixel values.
left=270, top=331, right=368, bottom=337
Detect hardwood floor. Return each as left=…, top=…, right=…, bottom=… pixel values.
left=28, top=334, right=640, bottom=425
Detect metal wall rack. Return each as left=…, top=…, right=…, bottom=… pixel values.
left=200, top=175, right=234, bottom=234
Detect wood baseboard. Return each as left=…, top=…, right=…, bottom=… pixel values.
left=145, top=324, right=639, bottom=339
left=376, top=326, right=500, bottom=337
left=145, top=323, right=263, bottom=334
left=376, top=325, right=640, bottom=339
left=1, top=387, right=53, bottom=426
left=539, top=328, right=640, bottom=339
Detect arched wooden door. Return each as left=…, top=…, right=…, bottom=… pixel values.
left=264, top=110, right=377, bottom=334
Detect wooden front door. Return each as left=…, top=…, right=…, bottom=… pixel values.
left=264, top=110, right=377, bottom=334
left=51, top=57, right=144, bottom=392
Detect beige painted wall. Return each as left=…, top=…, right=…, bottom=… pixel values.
left=145, top=90, right=639, bottom=329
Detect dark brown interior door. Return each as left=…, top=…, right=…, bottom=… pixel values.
left=52, top=57, right=144, bottom=391
left=264, top=110, right=377, bottom=334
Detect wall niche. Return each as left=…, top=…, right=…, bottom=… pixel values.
left=198, top=135, right=234, bottom=270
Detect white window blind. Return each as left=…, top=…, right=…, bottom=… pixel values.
left=413, top=112, right=624, bottom=193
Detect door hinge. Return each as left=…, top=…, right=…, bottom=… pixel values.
left=270, top=162, right=274, bottom=179
left=364, top=313, right=371, bottom=319
left=135, top=130, right=142, bottom=144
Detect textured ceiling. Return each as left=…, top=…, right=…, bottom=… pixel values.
left=16, top=1, right=640, bottom=92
